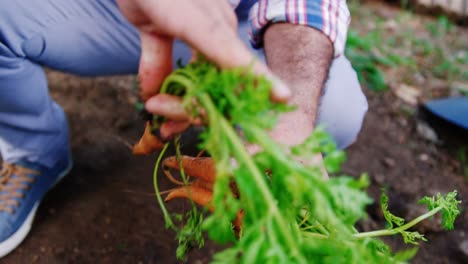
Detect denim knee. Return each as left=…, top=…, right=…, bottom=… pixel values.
left=317, top=56, right=368, bottom=149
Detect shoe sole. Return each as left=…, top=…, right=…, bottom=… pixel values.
left=0, top=158, right=73, bottom=258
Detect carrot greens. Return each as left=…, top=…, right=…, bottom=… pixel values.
left=149, top=58, right=461, bottom=263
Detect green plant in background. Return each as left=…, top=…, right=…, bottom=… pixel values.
left=150, top=58, right=461, bottom=263
left=426, top=16, right=455, bottom=37
left=345, top=30, right=387, bottom=91
left=345, top=2, right=467, bottom=95
left=345, top=27, right=417, bottom=92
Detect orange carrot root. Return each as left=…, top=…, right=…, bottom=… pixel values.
left=163, top=155, right=216, bottom=183
left=165, top=185, right=244, bottom=231
left=191, top=179, right=214, bottom=191
left=233, top=211, right=244, bottom=232
left=165, top=186, right=213, bottom=210
left=133, top=121, right=164, bottom=155
left=163, top=155, right=244, bottom=231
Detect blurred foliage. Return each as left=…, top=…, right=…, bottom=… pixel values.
left=345, top=1, right=467, bottom=97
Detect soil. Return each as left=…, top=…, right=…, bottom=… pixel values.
left=2, top=4, right=467, bottom=264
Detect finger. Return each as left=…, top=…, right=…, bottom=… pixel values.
left=116, top=0, right=150, bottom=26
left=139, top=32, right=173, bottom=101
left=160, top=120, right=191, bottom=139
left=211, top=0, right=238, bottom=30
left=145, top=94, right=190, bottom=121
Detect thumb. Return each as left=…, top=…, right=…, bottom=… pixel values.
left=139, top=32, right=173, bottom=101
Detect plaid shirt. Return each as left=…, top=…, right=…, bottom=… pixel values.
left=229, top=0, right=350, bottom=56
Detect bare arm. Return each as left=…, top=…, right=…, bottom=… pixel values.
left=264, top=23, right=333, bottom=146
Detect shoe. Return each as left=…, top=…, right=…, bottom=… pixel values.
left=0, top=155, right=72, bottom=257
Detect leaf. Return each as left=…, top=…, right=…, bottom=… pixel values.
left=393, top=247, right=418, bottom=262
left=323, top=151, right=347, bottom=173
left=381, top=192, right=405, bottom=229
left=419, top=191, right=461, bottom=230
left=202, top=214, right=236, bottom=244
left=400, top=231, right=427, bottom=245
left=328, top=177, right=373, bottom=224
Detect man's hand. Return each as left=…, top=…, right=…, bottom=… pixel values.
left=117, top=0, right=291, bottom=139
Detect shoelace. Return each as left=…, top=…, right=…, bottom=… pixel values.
left=0, top=163, right=40, bottom=214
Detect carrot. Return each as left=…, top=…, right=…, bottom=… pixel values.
left=233, top=211, right=244, bottom=233
left=191, top=179, right=214, bottom=191
left=165, top=186, right=213, bottom=210
left=163, top=155, right=216, bottom=183
left=165, top=185, right=244, bottom=231
left=133, top=121, right=164, bottom=155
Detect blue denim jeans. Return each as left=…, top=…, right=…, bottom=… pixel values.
left=0, top=0, right=367, bottom=167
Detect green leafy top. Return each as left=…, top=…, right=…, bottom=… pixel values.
left=419, top=191, right=461, bottom=230
left=381, top=193, right=405, bottom=229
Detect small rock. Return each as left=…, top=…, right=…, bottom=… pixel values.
left=458, top=239, right=468, bottom=261
left=73, top=247, right=79, bottom=254
left=419, top=153, right=430, bottom=162
left=54, top=247, right=65, bottom=255
left=384, top=19, right=398, bottom=31
left=452, top=81, right=468, bottom=96
left=32, top=255, right=39, bottom=263
left=413, top=73, right=425, bottom=85
left=429, top=78, right=448, bottom=93
left=40, top=247, right=46, bottom=253
left=374, top=174, right=386, bottom=185
left=394, top=84, right=421, bottom=106
left=382, top=157, right=396, bottom=168
left=416, top=122, right=439, bottom=143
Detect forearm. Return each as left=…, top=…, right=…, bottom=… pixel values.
left=264, top=23, right=333, bottom=145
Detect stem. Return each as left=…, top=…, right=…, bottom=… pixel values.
left=174, top=136, right=200, bottom=214
left=198, top=94, right=304, bottom=261
left=301, top=232, right=329, bottom=240
left=354, top=207, right=443, bottom=238
left=153, top=143, right=176, bottom=229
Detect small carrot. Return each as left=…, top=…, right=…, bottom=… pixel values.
left=165, top=186, right=213, bottom=211
left=191, top=179, right=214, bottom=191
left=133, top=121, right=164, bottom=155
left=163, top=155, right=216, bottom=183
left=165, top=185, right=244, bottom=232
left=233, top=211, right=244, bottom=233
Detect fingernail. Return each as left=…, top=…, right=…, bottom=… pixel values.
left=145, top=97, right=160, bottom=111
